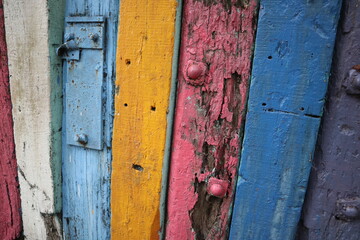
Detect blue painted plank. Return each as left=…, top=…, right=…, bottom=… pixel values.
left=229, top=1, right=342, bottom=239
left=62, top=0, right=119, bottom=239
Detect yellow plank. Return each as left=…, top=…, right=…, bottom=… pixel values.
left=111, top=0, right=177, bottom=239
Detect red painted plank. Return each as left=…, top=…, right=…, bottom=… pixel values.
left=0, top=1, right=22, bottom=239
left=166, top=1, right=258, bottom=239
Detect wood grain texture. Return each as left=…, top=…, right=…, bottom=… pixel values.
left=165, top=1, right=258, bottom=239
left=3, top=0, right=64, bottom=238
left=110, top=0, right=178, bottom=239
left=62, top=1, right=119, bottom=239
left=298, top=1, right=360, bottom=239
left=229, top=1, right=342, bottom=239
left=0, top=1, right=22, bottom=239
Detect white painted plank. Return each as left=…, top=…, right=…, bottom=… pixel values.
left=3, top=0, right=63, bottom=239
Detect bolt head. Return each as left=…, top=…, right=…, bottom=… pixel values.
left=352, top=75, right=360, bottom=89
left=91, top=33, right=99, bottom=42
left=187, top=64, right=203, bottom=79
left=207, top=178, right=229, bottom=198
left=208, top=184, right=226, bottom=198
left=343, top=206, right=359, bottom=218
left=76, top=134, right=88, bottom=145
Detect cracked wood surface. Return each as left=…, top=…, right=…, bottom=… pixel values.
left=165, top=1, right=258, bottom=239
left=111, top=0, right=178, bottom=239
left=3, top=0, right=64, bottom=239
left=229, top=1, right=342, bottom=239
left=0, top=0, right=22, bottom=239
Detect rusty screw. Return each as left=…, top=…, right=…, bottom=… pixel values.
left=91, top=33, right=99, bottom=42
left=187, top=64, right=203, bottom=79
left=76, top=134, right=88, bottom=145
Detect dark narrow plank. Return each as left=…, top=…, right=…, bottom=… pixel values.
left=298, top=1, right=360, bottom=239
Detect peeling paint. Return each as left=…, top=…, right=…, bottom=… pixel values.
left=0, top=2, right=22, bottom=238
left=165, top=0, right=258, bottom=239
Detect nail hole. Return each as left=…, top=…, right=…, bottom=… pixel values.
left=262, top=103, right=267, bottom=106
left=132, top=164, right=143, bottom=171
left=268, top=56, right=272, bottom=59
left=124, top=103, right=128, bottom=107
left=151, top=106, right=156, bottom=111
left=125, top=59, right=131, bottom=65
left=300, top=107, right=304, bottom=111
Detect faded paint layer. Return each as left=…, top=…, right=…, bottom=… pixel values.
left=229, top=1, right=342, bottom=239
left=0, top=0, right=22, bottom=239
left=165, top=1, right=258, bottom=239
left=3, top=0, right=64, bottom=239
left=298, top=1, right=360, bottom=239
left=61, top=0, right=119, bottom=239
left=111, top=0, right=178, bottom=239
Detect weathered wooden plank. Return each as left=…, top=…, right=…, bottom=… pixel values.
left=62, top=0, right=119, bottom=239
left=297, top=1, right=360, bottom=239
left=110, top=0, right=179, bottom=239
left=3, top=0, right=64, bottom=238
left=229, top=1, right=342, bottom=239
left=160, top=1, right=183, bottom=239
left=165, top=1, right=258, bottom=239
left=0, top=1, right=22, bottom=239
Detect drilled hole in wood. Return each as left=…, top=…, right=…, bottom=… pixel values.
left=124, top=103, right=128, bottom=107
left=300, top=107, right=304, bottom=111
left=268, top=56, right=272, bottom=59
left=151, top=106, right=156, bottom=111
left=262, top=103, right=267, bottom=106
left=132, top=164, right=143, bottom=171
left=125, top=59, right=131, bottom=65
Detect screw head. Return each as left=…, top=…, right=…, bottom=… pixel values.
left=208, top=184, right=226, bottom=198
left=187, top=64, right=203, bottom=79
left=343, top=206, right=359, bottom=218
left=207, top=178, right=229, bottom=198
left=76, top=134, right=88, bottom=145
left=91, top=33, right=99, bottom=42
left=352, top=74, right=360, bottom=89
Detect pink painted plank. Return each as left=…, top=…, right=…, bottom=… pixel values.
left=0, top=1, right=22, bottom=239
left=165, top=0, right=258, bottom=239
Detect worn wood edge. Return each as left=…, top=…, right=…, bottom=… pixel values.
left=226, top=0, right=260, bottom=228
left=47, top=0, right=65, bottom=216
left=159, top=0, right=183, bottom=239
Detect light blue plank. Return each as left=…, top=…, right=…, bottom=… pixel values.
left=62, top=0, right=119, bottom=239
left=229, top=1, right=342, bottom=239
